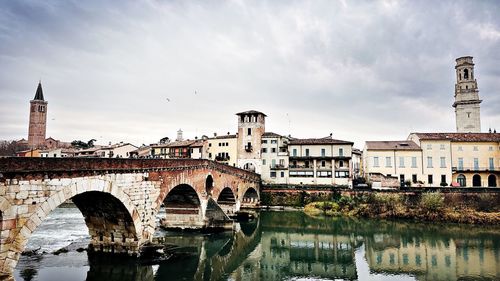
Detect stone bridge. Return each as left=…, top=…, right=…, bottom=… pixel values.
left=0, top=158, right=261, bottom=276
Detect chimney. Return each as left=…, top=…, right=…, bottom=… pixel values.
left=214, top=132, right=217, bottom=137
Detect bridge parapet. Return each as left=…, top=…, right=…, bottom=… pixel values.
left=0, top=158, right=260, bottom=183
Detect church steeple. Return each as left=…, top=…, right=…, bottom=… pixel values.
left=34, top=81, right=44, bottom=101
left=453, top=56, right=482, bottom=133
left=28, top=81, right=48, bottom=148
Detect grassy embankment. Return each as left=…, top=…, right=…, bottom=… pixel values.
left=304, top=192, right=500, bottom=225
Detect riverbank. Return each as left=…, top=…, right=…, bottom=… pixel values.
left=303, top=192, right=500, bottom=224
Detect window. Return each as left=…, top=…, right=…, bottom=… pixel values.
left=271, top=140, right=277, bottom=144
left=262, top=159, right=266, bottom=165
left=399, top=156, right=405, bottom=168
left=440, top=144, right=445, bottom=150
left=305, top=149, right=310, bottom=157
left=386, top=157, right=392, bottom=167
left=321, top=148, right=325, bottom=156
left=209, top=153, right=212, bottom=158
left=412, top=174, right=417, bottom=183
left=335, top=171, right=349, bottom=178
left=271, top=159, right=276, bottom=168
left=279, top=159, right=285, bottom=166
left=427, top=144, right=432, bottom=150
left=474, top=158, right=479, bottom=170
left=458, top=146, right=463, bottom=151
left=321, top=160, right=326, bottom=167
left=270, top=171, right=276, bottom=178
left=489, top=158, right=494, bottom=170
left=262, top=140, right=268, bottom=144
left=400, top=174, right=405, bottom=182
left=489, top=146, right=493, bottom=151
left=411, top=157, right=417, bottom=168
left=457, top=174, right=466, bottom=186
left=262, top=148, right=267, bottom=153
left=339, top=148, right=344, bottom=157
left=441, top=175, right=447, bottom=185
left=339, top=161, right=344, bottom=167
left=218, top=143, right=221, bottom=147
left=305, top=161, right=310, bottom=168
left=458, top=158, right=464, bottom=170
left=373, top=157, right=379, bottom=167
left=317, top=171, right=332, bottom=178
left=271, top=148, right=276, bottom=153
left=473, top=146, right=478, bottom=151
left=440, top=157, right=446, bottom=168
left=247, top=128, right=252, bottom=135
left=280, top=171, right=284, bottom=177
left=427, top=157, right=433, bottom=168
left=427, top=174, right=434, bottom=184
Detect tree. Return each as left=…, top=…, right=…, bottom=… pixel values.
left=159, top=137, right=170, bottom=144
left=87, top=139, right=96, bottom=148
left=0, top=140, right=29, bottom=156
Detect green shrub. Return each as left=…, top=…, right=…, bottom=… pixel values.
left=420, top=192, right=444, bottom=212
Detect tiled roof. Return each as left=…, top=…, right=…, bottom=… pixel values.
left=236, top=110, right=267, bottom=116
left=289, top=137, right=353, bottom=145
left=263, top=132, right=282, bottom=137
left=166, top=140, right=196, bottom=147
left=412, top=133, right=500, bottom=142
left=189, top=141, right=204, bottom=147
left=365, top=141, right=421, bottom=150
left=210, top=134, right=237, bottom=139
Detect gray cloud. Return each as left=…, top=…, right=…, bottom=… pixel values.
left=1, top=0, right=499, bottom=148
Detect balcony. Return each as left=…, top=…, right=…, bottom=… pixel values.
left=215, top=155, right=230, bottom=162
left=452, top=166, right=498, bottom=172
left=245, top=144, right=253, bottom=152
left=289, top=165, right=313, bottom=170
left=270, top=164, right=287, bottom=170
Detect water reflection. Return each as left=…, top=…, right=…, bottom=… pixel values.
left=14, top=210, right=500, bottom=281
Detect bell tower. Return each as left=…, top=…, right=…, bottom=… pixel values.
left=453, top=56, right=481, bottom=133
left=28, top=81, right=48, bottom=148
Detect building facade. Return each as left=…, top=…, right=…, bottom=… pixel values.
left=206, top=134, right=238, bottom=167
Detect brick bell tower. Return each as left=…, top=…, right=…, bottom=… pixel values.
left=453, top=56, right=482, bottom=133
left=28, top=81, right=48, bottom=148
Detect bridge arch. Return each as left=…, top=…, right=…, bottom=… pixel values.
left=206, top=175, right=214, bottom=195
left=6, top=181, right=143, bottom=273
left=160, top=184, right=203, bottom=229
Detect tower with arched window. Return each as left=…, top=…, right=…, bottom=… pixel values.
left=453, top=56, right=481, bottom=133
left=28, top=81, right=48, bottom=148
left=236, top=110, right=266, bottom=174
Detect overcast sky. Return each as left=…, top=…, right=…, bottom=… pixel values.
left=1, top=0, right=499, bottom=148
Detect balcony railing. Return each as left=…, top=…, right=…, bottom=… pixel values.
left=215, top=155, right=230, bottom=162
left=270, top=164, right=287, bottom=170
left=245, top=145, right=253, bottom=152
left=289, top=165, right=313, bottom=169
left=452, top=166, right=498, bottom=172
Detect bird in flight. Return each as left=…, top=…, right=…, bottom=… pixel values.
left=166, top=98, right=171, bottom=102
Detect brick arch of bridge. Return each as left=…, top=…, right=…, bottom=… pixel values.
left=151, top=167, right=246, bottom=211
left=2, top=180, right=144, bottom=274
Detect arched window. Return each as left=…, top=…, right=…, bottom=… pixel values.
left=457, top=174, right=466, bottom=187
left=472, top=174, right=481, bottom=187
left=463, top=69, right=469, bottom=79
left=488, top=175, right=497, bottom=187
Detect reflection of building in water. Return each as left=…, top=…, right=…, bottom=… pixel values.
left=259, top=232, right=358, bottom=280
left=365, top=234, right=500, bottom=280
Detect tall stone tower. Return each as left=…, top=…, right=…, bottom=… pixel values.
left=453, top=56, right=482, bottom=133
left=236, top=110, right=266, bottom=174
left=28, top=82, right=48, bottom=148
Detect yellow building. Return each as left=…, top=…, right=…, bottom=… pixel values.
left=206, top=134, right=238, bottom=167
left=409, top=133, right=499, bottom=187
left=363, top=141, right=423, bottom=188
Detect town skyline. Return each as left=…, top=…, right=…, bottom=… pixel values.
left=1, top=1, right=500, bottom=148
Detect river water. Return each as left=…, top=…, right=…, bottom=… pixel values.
left=14, top=207, right=500, bottom=281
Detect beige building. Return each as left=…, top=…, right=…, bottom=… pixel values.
left=409, top=133, right=499, bottom=187
left=363, top=141, right=423, bottom=188
left=95, top=142, right=138, bottom=158
left=206, top=134, right=238, bottom=167
left=288, top=137, right=353, bottom=186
